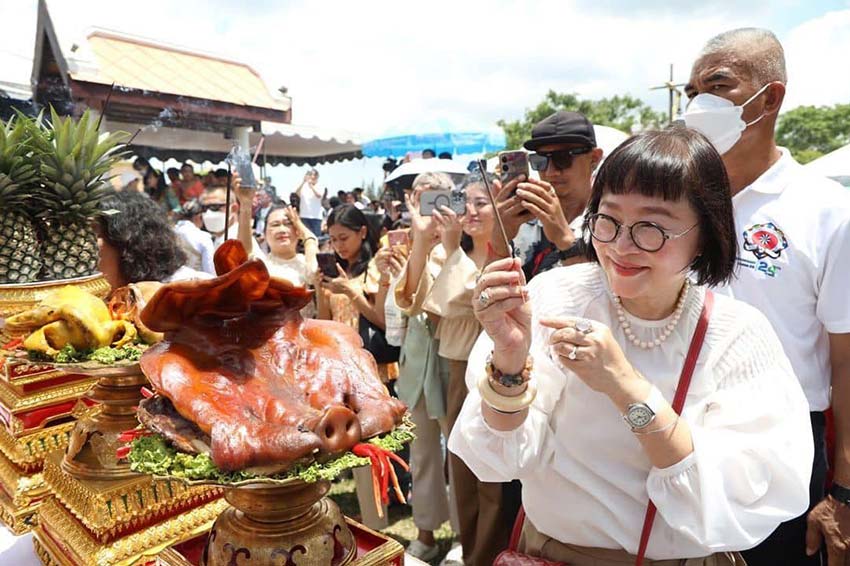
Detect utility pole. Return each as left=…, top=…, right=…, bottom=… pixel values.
left=650, top=64, right=687, bottom=124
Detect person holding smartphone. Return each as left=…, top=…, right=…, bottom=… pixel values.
left=316, top=204, right=398, bottom=379
left=295, top=169, right=325, bottom=237
left=395, top=171, right=517, bottom=566
left=493, top=111, right=604, bottom=281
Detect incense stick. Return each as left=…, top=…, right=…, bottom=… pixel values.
left=95, top=82, right=115, bottom=131
left=476, top=160, right=526, bottom=302
left=476, top=160, right=512, bottom=257
left=224, top=164, right=232, bottom=242
left=252, top=135, right=265, bottom=165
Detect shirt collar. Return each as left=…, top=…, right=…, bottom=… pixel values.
left=739, top=147, right=798, bottom=196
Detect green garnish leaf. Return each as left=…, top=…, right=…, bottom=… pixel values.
left=127, top=417, right=416, bottom=484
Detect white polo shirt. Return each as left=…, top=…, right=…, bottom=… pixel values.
left=718, top=148, right=850, bottom=411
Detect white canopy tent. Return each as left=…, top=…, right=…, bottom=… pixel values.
left=805, top=143, right=850, bottom=187
left=103, top=119, right=362, bottom=167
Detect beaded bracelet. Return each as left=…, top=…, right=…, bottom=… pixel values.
left=485, top=352, right=533, bottom=388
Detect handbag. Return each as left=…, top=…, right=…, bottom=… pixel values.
left=493, top=290, right=715, bottom=566
left=358, top=313, right=401, bottom=364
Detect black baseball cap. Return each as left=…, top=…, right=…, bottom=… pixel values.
left=523, top=111, right=596, bottom=151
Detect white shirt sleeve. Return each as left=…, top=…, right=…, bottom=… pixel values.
left=448, top=316, right=570, bottom=483
left=816, top=216, right=850, bottom=333
left=646, top=307, right=813, bottom=551
left=200, top=235, right=216, bottom=275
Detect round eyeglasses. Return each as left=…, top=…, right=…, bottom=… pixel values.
left=588, top=213, right=697, bottom=252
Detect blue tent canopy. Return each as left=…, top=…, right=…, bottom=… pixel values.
left=363, top=131, right=506, bottom=158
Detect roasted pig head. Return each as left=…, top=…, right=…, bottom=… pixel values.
left=138, top=241, right=406, bottom=473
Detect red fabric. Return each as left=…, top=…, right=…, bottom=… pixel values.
left=498, top=291, right=715, bottom=566
left=181, top=179, right=204, bottom=201
left=635, top=291, right=713, bottom=566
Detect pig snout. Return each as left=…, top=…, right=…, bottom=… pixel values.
left=314, top=406, right=361, bottom=454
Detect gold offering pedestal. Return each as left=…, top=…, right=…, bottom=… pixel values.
left=154, top=476, right=404, bottom=566
left=0, top=274, right=109, bottom=534
left=202, top=478, right=357, bottom=566
left=32, top=363, right=224, bottom=566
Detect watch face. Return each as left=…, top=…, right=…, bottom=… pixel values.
left=627, top=405, right=654, bottom=429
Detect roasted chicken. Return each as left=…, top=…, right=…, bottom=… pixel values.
left=5, top=285, right=137, bottom=356
left=138, top=241, right=407, bottom=473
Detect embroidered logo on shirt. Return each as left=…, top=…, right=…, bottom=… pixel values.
left=742, top=222, right=788, bottom=260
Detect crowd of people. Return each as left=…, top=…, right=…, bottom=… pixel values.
left=93, top=27, right=850, bottom=566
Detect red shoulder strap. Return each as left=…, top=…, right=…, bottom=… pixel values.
left=635, top=290, right=714, bottom=566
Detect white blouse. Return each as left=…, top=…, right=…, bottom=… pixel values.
left=448, top=263, right=813, bottom=559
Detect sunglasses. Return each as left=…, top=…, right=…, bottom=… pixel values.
left=201, top=203, right=226, bottom=212
left=529, top=147, right=593, bottom=171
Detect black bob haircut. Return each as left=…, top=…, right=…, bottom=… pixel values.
left=582, top=126, right=737, bottom=287
left=98, top=190, right=187, bottom=283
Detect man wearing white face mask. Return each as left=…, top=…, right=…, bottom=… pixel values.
left=199, top=185, right=266, bottom=259
left=685, top=28, right=850, bottom=566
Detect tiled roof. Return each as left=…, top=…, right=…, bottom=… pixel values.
left=71, top=30, right=287, bottom=111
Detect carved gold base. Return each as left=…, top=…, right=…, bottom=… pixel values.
left=0, top=449, right=49, bottom=533
left=0, top=419, right=76, bottom=472
left=156, top=516, right=406, bottom=566
left=33, top=495, right=228, bottom=566
left=42, top=450, right=221, bottom=541
left=204, top=480, right=357, bottom=566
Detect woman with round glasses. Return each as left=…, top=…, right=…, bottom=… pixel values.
left=448, top=127, right=813, bottom=565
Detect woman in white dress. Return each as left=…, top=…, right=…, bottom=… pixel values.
left=448, top=127, right=813, bottom=565
left=260, top=204, right=319, bottom=287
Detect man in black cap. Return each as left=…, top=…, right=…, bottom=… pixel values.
left=492, top=110, right=603, bottom=280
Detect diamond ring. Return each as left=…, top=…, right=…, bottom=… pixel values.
left=575, top=319, right=593, bottom=335
left=478, top=290, right=491, bottom=308
left=567, top=345, right=579, bottom=360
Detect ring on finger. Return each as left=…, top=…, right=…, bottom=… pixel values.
left=575, top=319, right=593, bottom=335
left=567, top=345, right=579, bottom=361
left=478, top=290, right=491, bottom=307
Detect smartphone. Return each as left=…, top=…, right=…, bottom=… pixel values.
left=387, top=229, right=409, bottom=248
left=226, top=145, right=258, bottom=188
left=498, top=150, right=529, bottom=191
left=419, top=189, right=466, bottom=216
left=317, top=252, right=339, bottom=278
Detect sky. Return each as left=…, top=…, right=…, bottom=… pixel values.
left=1, top=0, right=848, bottom=193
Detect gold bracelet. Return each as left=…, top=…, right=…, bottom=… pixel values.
left=477, top=373, right=537, bottom=414
left=632, top=416, right=680, bottom=436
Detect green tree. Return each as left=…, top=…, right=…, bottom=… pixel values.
left=497, top=90, right=667, bottom=149
left=776, top=104, right=850, bottom=164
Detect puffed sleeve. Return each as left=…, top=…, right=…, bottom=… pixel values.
left=646, top=306, right=813, bottom=552
left=393, top=246, right=445, bottom=316
left=423, top=248, right=477, bottom=320
left=448, top=274, right=571, bottom=482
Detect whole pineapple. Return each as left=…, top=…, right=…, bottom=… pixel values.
left=0, top=113, right=42, bottom=284
left=33, top=108, right=127, bottom=281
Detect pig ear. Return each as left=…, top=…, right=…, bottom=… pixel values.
left=214, top=240, right=250, bottom=275
left=264, top=278, right=313, bottom=312
left=141, top=260, right=270, bottom=332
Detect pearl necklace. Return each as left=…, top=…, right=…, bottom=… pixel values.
left=612, top=280, right=690, bottom=349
